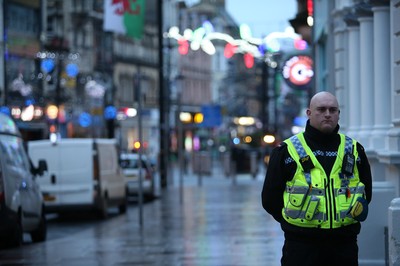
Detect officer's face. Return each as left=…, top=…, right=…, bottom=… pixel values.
left=307, top=93, right=340, bottom=133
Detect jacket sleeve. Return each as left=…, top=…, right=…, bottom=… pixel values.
left=356, top=142, right=373, bottom=203
left=261, top=143, right=296, bottom=223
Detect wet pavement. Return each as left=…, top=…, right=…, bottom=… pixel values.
left=0, top=164, right=284, bottom=266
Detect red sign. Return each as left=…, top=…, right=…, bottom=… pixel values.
left=282, top=55, right=314, bottom=89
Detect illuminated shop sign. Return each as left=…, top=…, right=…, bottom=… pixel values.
left=282, top=55, right=314, bottom=90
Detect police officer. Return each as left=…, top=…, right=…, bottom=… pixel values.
left=261, top=91, right=372, bottom=266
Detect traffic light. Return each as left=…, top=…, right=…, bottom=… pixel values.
left=193, top=112, right=203, bottom=124
left=179, top=112, right=203, bottom=124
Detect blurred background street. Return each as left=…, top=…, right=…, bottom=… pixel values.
left=0, top=163, right=285, bottom=266
left=0, top=0, right=399, bottom=265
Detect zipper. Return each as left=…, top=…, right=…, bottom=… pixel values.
left=325, top=178, right=335, bottom=228
left=324, top=178, right=328, bottom=221
left=331, top=178, right=337, bottom=228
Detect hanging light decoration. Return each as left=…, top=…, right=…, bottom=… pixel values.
left=165, top=21, right=308, bottom=69
left=243, top=53, right=254, bottom=69
left=178, top=38, right=189, bottom=55
left=224, top=43, right=237, bottom=58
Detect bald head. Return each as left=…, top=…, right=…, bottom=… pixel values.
left=306, top=92, right=340, bottom=133
left=309, top=92, right=339, bottom=109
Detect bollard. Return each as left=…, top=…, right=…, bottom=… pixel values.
left=198, top=169, right=202, bottom=186
left=223, top=152, right=231, bottom=177
left=389, top=198, right=400, bottom=266
left=231, top=161, right=237, bottom=185
left=358, top=181, right=396, bottom=265
left=250, top=151, right=258, bottom=179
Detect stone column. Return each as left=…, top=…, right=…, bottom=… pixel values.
left=333, top=10, right=349, bottom=131
left=358, top=10, right=374, bottom=148
left=371, top=4, right=391, bottom=150
left=387, top=0, right=400, bottom=152
left=344, top=15, right=361, bottom=139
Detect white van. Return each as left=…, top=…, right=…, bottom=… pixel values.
left=28, top=138, right=127, bottom=218
left=0, top=113, right=48, bottom=248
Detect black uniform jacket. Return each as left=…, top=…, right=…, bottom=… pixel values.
left=261, top=121, right=372, bottom=243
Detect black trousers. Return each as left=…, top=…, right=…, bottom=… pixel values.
left=281, top=238, right=358, bottom=266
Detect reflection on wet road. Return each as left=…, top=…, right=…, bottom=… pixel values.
left=1, top=174, right=284, bottom=266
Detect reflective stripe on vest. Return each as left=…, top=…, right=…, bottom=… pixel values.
left=289, top=135, right=312, bottom=185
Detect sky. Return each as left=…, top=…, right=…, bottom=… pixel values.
left=185, top=0, right=297, bottom=38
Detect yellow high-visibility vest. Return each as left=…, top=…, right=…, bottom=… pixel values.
left=282, top=133, right=365, bottom=228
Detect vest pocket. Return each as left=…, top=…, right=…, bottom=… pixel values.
left=289, top=192, right=307, bottom=208
left=285, top=180, right=310, bottom=219
left=336, top=182, right=365, bottom=223
left=337, top=183, right=364, bottom=207
left=336, top=187, right=353, bottom=211
left=305, top=196, right=320, bottom=221
left=287, top=179, right=309, bottom=207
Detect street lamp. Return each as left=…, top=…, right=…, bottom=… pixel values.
left=263, top=134, right=276, bottom=144
left=174, top=75, right=184, bottom=201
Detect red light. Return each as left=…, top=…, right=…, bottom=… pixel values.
left=49, top=124, right=57, bottom=133
left=224, top=43, right=236, bottom=58
left=178, top=38, right=189, bottom=55
left=294, top=39, right=308, bottom=50
left=243, top=53, right=254, bottom=69
left=133, top=141, right=148, bottom=150
left=307, top=0, right=313, bottom=16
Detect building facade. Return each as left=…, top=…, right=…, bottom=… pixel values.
left=2, top=0, right=302, bottom=183
left=1, top=0, right=48, bottom=140
left=303, top=0, right=399, bottom=264
left=0, top=0, right=161, bottom=152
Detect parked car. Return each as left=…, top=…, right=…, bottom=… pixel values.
left=119, top=153, right=156, bottom=200
left=28, top=138, right=127, bottom=218
left=0, top=113, right=48, bottom=248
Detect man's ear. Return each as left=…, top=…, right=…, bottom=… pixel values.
left=306, top=108, right=311, bottom=117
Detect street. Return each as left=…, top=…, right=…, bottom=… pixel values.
left=0, top=165, right=284, bottom=266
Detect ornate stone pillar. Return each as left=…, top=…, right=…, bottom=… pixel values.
left=371, top=2, right=391, bottom=150
left=357, top=3, right=374, bottom=149
left=333, top=8, right=349, bottom=131
left=343, top=12, right=361, bottom=139
left=387, top=0, right=400, bottom=153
